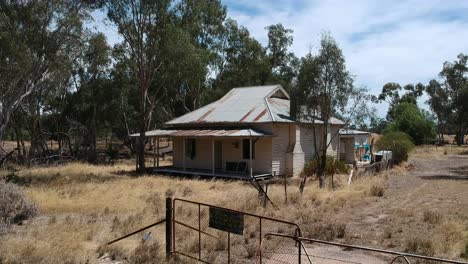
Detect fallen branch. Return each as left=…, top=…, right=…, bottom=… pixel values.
left=0, top=148, right=18, bottom=167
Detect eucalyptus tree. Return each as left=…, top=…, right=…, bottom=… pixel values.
left=162, top=0, right=227, bottom=115
left=0, top=0, right=96, bottom=159
left=296, top=33, right=354, bottom=189
left=106, top=0, right=172, bottom=172
left=427, top=54, right=468, bottom=145
left=64, top=33, right=111, bottom=161
left=265, top=23, right=299, bottom=91
left=212, top=19, right=270, bottom=98
left=378, top=82, right=425, bottom=121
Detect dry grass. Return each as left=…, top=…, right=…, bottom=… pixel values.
left=1, top=147, right=468, bottom=263
left=411, top=145, right=468, bottom=158
left=0, top=160, right=390, bottom=263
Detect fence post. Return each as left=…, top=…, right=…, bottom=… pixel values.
left=166, top=197, right=172, bottom=258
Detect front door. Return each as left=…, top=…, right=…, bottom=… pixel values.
left=215, top=141, right=223, bottom=170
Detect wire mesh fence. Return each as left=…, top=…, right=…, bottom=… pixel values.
left=172, top=198, right=301, bottom=264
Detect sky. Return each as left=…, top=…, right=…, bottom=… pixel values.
left=91, top=0, right=468, bottom=117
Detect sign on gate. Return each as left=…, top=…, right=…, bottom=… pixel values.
left=209, top=207, right=244, bottom=235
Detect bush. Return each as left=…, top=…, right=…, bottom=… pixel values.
left=131, top=241, right=162, bottom=264
left=0, top=180, right=38, bottom=232
left=302, top=155, right=349, bottom=177
left=386, top=102, right=436, bottom=145
left=369, top=184, right=385, bottom=197
left=405, top=237, right=435, bottom=256
left=376, top=131, right=415, bottom=164
left=423, top=210, right=443, bottom=225
left=304, top=222, right=346, bottom=241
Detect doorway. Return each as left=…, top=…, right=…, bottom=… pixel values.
left=215, top=141, right=222, bottom=170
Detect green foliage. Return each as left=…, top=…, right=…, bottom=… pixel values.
left=296, top=33, right=354, bottom=120
left=0, top=0, right=95, bottom=141
left=378, top=82, right=425, bottom=121
left=427, top=53, right=468, bottom=146
left=302, top=155, right=349, bottom=177
left=385, top=102, right=436, bottom=145
left=376, top=131, right=415, bottom=164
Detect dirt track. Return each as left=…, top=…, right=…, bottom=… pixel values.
left=302, top=151, right=468, bottom=263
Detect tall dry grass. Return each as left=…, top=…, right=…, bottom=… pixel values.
left=0, top=155, right=462, bottom=263
left=0, top=160, right=389, bottom=263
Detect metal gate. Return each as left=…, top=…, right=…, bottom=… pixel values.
left=171, top=198, right=302, bottom=263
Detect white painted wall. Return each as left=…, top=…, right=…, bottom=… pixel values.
left=172, top=135, right=272, bottom=174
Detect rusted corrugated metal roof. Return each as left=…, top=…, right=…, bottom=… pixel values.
left=165, top=84, right=344, bottom=126
left=129, top=128, right=272, bottom=138
left=166, top=85, right=286, bottom=125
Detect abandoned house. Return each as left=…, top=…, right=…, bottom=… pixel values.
left=132, top=85, right=356, bottom=179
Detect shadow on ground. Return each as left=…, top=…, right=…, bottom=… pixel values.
left=418, top=166, right=468, bottom=181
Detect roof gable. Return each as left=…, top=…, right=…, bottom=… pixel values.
left=166, top=85, right=284, bottom=125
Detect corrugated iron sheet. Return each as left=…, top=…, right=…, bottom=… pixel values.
left=267, top=98, right=345, bottom=125
left=164, top=84, right=345, bottom=126
left=166, top=85, right=281, bottom=125
left=129, top=128, right=272, bottom=138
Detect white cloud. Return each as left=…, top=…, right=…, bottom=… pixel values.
left=225, top=0, right=468, bottom=116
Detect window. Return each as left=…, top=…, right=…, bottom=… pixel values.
left=242, top=139, right=255, bottom=159
left=185, top=138, right=196, bottom=159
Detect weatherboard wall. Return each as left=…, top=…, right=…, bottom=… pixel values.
left=171, top=135, right=272, bottom=174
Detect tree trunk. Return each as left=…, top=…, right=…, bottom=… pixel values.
left=456, top=126, right=464, bottom=146
left=137, top=74, right=147, bottom=173
left=318, top=122, right=329, bottom=189
left=88, top=104, right=97, bottom=163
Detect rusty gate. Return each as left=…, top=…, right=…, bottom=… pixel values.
left=170, top=197, right=302, bottom=263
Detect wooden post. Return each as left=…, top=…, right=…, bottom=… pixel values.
left=284, top=172, right=288, bottom=204
left=249, top=136, right=253, bottom=178
left=135, top=138, right=139, bottom=172
left=182, top=137, right=186, bottom=171
left=153, top=138, right=156, bottom=168
left=157, top=137, right=160, bottom=168
left=211, top=137, right=215, bottom=175
left=165, top=197, right=172, bottom=258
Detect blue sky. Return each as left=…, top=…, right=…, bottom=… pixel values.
left=90, top=0, right=468, bottom=117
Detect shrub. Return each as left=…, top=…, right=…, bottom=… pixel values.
left=404, top=237, right=435, bottom=256
left=461, top=241, right=468, bottom=259
left=369, top=184, right=385, bottom=197
left=131, top=241, right=162, bottom=264
left=423, top=210, right=443, bottom=225
left=0, top=180, right=38, bottom=232
left=376, top=131, right=415, bottom=164
left=304, top=222, right=346, bottom=241
left=302, top=155, right=349, bottom=177
left=386, top=102, right=436, bottom=145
